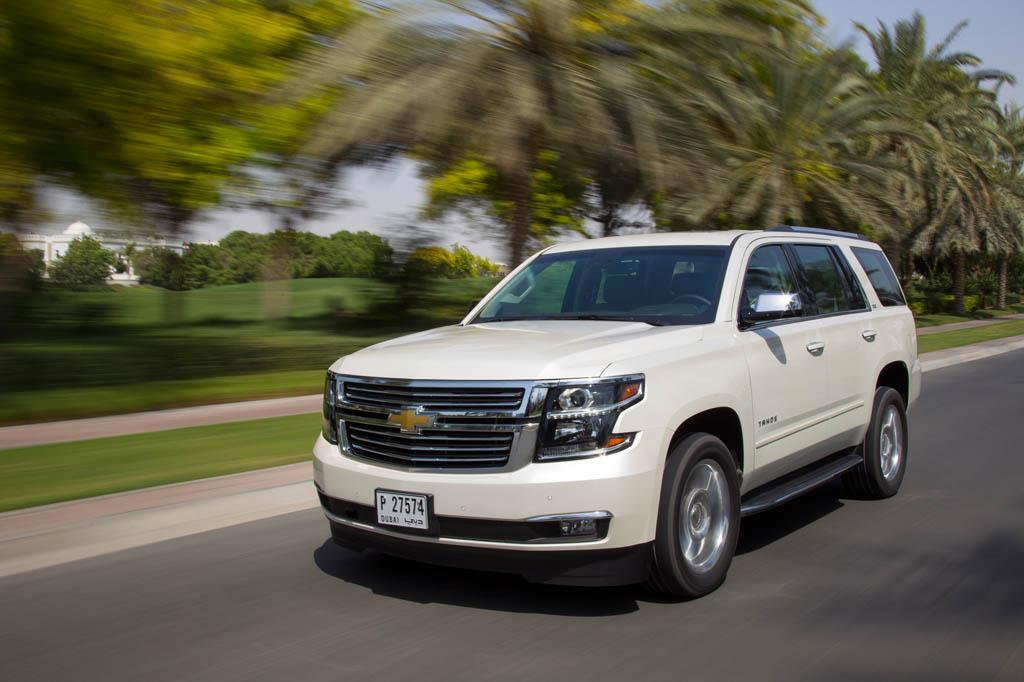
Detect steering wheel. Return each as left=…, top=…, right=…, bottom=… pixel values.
left=672, top=293, right=712, bottom=307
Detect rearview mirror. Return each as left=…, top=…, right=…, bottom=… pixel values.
left=740, top=293, right=802, bottom=326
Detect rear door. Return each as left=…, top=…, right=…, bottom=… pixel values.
left=788, top=242, right=880, bottom=449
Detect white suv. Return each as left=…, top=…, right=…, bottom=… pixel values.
left=313, top=227, right=921, bottom=597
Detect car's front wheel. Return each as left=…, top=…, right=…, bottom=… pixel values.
left=647, top=433, right=740, bottom=598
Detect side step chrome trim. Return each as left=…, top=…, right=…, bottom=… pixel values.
left=740, top=452, right=863, bottom=517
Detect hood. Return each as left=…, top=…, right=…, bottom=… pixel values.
left=331, top=319, right=704, bottom=380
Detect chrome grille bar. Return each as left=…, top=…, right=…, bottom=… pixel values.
left=334, top=375, right=535, bottom=470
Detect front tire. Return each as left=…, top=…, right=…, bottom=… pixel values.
left=844, top=386, right=908, bottom=498
left=647, top=433, right=740, bottom=598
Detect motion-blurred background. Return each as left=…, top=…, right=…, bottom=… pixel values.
left=2, top=0, right=1023, bottom=428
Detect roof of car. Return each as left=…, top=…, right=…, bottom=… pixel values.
left=543, top=231, right=754, bottom=254
left=541, top=228, right=876, bottom=256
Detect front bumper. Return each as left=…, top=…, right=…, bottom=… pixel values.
left=312, top=431, right=664, bottom=584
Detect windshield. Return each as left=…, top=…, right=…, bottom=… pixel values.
left=471, top=246, right=729, bottom=326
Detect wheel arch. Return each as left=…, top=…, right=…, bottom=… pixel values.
left=669, top=407, right=745, bottom=479
left=876, top=361, right=909, bottom=406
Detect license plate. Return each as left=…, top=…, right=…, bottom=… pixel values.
left=375, top=490, right=430, bottom=531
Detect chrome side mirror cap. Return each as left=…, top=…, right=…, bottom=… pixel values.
left=740, top=292, right=802, bottom=326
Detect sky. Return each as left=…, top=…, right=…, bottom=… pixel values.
left=814, top=0, right=1023, bottom=105
left=38, top=0, right=1024, bottom=263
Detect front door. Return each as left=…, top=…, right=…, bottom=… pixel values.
left=737, top=243, right=831, bottom=488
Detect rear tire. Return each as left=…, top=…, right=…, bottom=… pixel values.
left=843, top=387, right=908, bottom=498
left=646, top=433, right=740, bottom=598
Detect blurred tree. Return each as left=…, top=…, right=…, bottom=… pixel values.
left=405, top=246, right=457, bottom=279
left=0, top=1, right=357, bottom=233
left=136, top=248, right=187, bottom=291
left=859, top=13, right=1014, bottom=313
left=48, top=236, right=116, bottom=289
left=422, top=151, right=589, bottom=247
left=404, top=243, right=497, bottom=278
left=990, top=105, right=1024, bottom=308
left=182, top=243, right=232, bottom=290
left=296, top=0, right=799, bottom=265
left=668, top=44, right=914, bottom=235
left=219, top=230, right=270, bottom=283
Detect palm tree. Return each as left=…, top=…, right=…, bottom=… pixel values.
left=991, top=104, right=1024, bottom=308
left=663, top=42, right=913, bottom=235
left=295, top=0, right=809, bottom=264
left=857, top=13, right=1014, bottom=313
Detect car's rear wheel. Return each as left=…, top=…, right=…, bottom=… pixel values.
left=646, top=433, right=740, bottom=598
left=843, top=386, right=908, bottom=498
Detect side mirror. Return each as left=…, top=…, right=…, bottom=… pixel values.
left=740, top=292, right=802, bottom=326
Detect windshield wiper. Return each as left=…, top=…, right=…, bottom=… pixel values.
left=560, top=315, right=664, bottom=326
left=473, top=315, right=664, bottom=326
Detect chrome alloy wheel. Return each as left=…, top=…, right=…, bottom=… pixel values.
left=879, top=405, right=903, bottom=481
left=678, top=459, right=730, bottom=574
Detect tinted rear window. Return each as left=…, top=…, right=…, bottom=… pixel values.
left=851, top=247, right=906, bottom=306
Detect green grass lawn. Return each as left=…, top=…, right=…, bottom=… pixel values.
left=913, top=302, right=1024, bottom=328
left=0, top=413, right=319, bottom=513
left=1, top=275, right=499, bottom=409
left=0, top=369, right=326, bottom=424
left=917, top=320, right=1024, bottom=354
left=4, top=317, right=1024, bottom=514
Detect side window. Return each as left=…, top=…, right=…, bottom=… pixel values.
left=852, top=247, right=907, bottom=306
left=740, top=245, right=802, bottom=314
left=791, top=244, right=862, bottom=315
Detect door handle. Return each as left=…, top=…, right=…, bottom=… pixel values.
left=806, top=341, right=825, bottom=355
left=862, top=330, right=877, bottom=342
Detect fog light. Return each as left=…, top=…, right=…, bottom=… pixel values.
left=559, top=518, right=597, bottom=537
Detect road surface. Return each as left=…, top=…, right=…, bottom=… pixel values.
left=1, top=350, right=1023, bottom=681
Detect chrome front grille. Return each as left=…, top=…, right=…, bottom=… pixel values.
left=344, top=422, right=514, bottom=468
left=335, top=376, right=535, bottom=470
left=343, top=381, right=525, bottom=412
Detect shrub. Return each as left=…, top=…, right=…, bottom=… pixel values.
left=48, top=236, right=116, bottom=289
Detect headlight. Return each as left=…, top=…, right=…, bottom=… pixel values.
left=322, top=370, right=339, bottom=444
left=535, top=375, right=644, bottom=461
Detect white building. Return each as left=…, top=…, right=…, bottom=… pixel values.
left=19, top=221, right=190, bottom=284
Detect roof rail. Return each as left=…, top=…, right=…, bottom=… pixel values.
left=767, top=225, right=868, bottom=241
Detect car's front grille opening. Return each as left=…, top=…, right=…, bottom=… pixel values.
left=344, top=422, right=513, bottom=468
left=343, top=381, right=525, bottom=412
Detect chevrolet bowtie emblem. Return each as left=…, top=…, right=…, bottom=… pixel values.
left=387, top=408, right=435, bottom=433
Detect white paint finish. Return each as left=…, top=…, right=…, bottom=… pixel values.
left=313, top=433, right=662, bottom=550
left=332, top=319, right=701, bottom=381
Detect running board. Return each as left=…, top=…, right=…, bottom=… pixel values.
left=740, top=452, right=863, bottom=517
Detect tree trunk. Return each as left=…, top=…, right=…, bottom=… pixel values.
left=885, top=237, right=905, bottom=286
left=998, top=255, right=1008, bottom=310
left=953, top=249, right=967, bottom=315
left=506, top=136, right=537, bottom=268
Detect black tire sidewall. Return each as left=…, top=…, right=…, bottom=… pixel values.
left=653, top=433, right=741, bottom=597
left=862, top=387, right=908, bottom=497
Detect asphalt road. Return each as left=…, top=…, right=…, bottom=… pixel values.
left=2, top=350, right=1023, bottom=682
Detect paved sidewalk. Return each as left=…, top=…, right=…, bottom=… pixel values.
left=1, top=334, right=1023, bottom=581
left=916, top=312, right=1024, bottom=335
left=0, top=462, right=316, bottom=579
left=0, top=393, right=320, bottom=450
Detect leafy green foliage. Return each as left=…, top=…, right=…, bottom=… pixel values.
left=132, top=230, right=395, bottom=290
left=405, top=244, right=499, bottom=278
left=423, top=151, right=588, bottom=244
left=48, top=236, right=116, bottom=289
left=136, top=248, right=187, bottom=291
left=0, top=0, right=359, bottom=233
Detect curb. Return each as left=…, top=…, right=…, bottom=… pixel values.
left=1, top=335, right=1023, bottom=580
